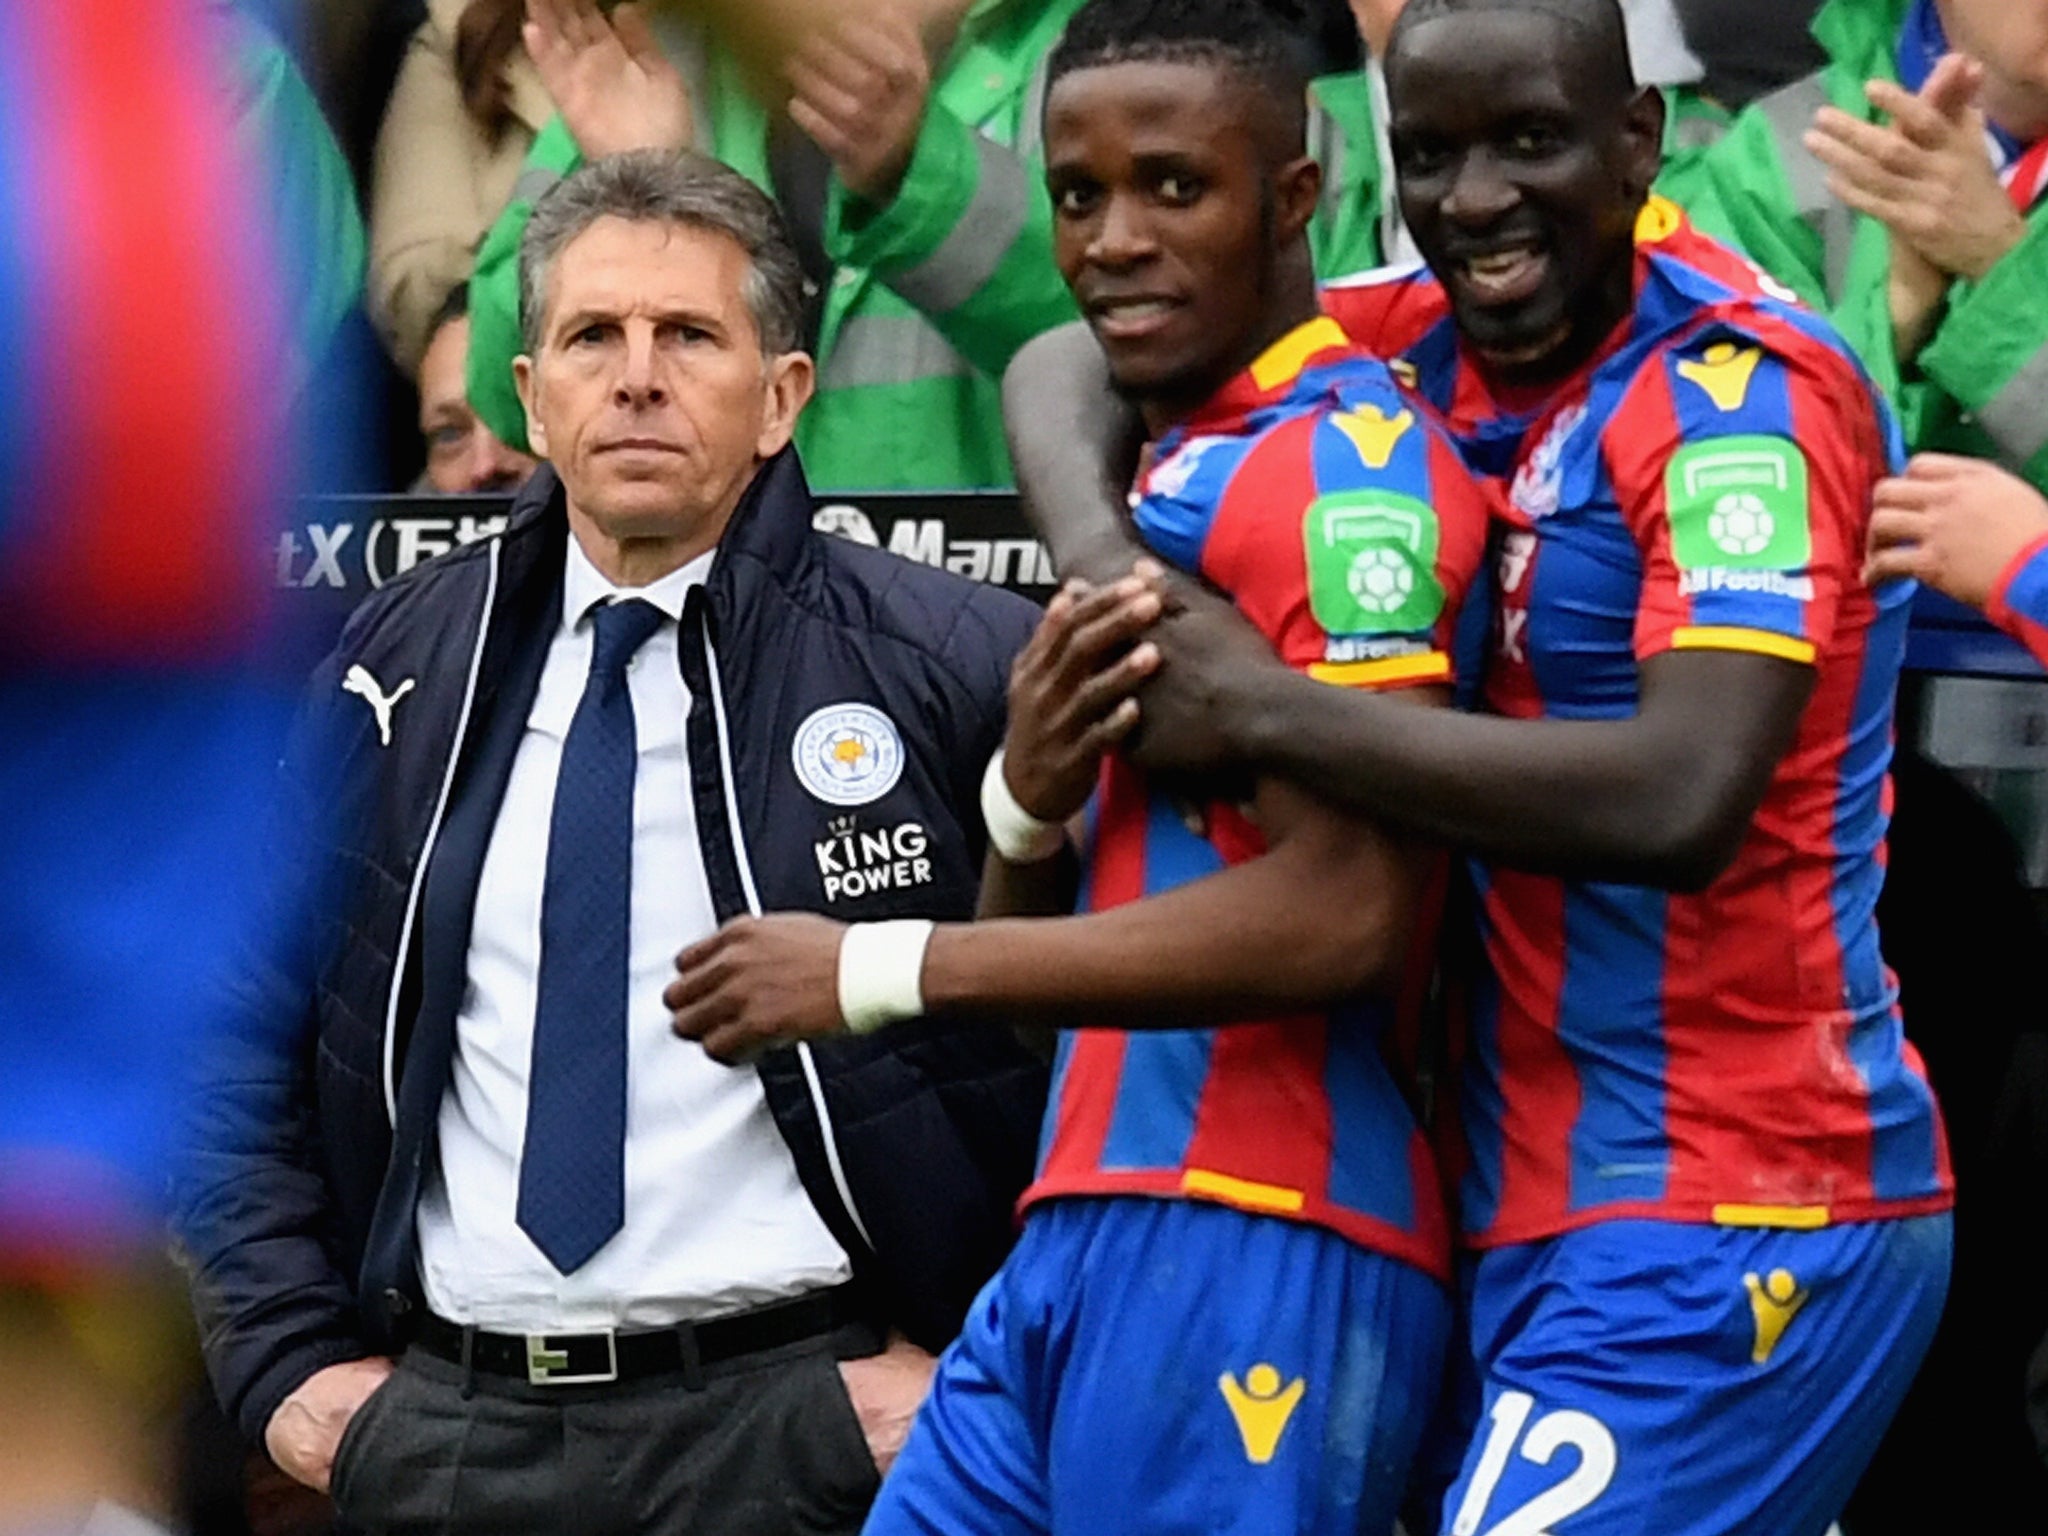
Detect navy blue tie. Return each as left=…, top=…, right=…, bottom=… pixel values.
left=517, top=597, right=667, bottom=1274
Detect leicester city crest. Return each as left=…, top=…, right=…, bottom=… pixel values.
left=792, top=702, right=905, bottom=807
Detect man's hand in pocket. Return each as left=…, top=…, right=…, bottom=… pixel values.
left=836, top=1335, right=938, bottom=1476
left=264, top=1357, right=396, bottom=1493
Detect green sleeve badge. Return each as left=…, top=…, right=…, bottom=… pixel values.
left=1303, top=491, right=1445, bottom=636
left=1664, top=435, right=1812, bottom=571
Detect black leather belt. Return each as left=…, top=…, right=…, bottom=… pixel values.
left=414, top=1282, right=867, bottom=1386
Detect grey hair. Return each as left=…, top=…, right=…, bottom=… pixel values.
left=517, top=148, right=807, bottom=357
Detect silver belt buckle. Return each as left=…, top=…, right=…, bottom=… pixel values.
left=525, top=1330, right=619, bottom=1386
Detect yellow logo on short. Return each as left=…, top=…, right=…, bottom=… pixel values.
left=1333, top=404, right=1414, bottom=470
left=1744, top=1268, right=1810, bottom=1365
left=1218, top=1362, right=1306, bottom=1464
left=1677, top=341, right=1763, bottom=412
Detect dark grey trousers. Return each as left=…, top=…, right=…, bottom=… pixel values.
left=329, top=1336, right=881, bottom=1536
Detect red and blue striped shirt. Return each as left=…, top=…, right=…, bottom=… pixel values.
left=1987, top=534, right=2048, bottom=668
left=0, top=0, right=293, bottom=1258
left=1323, top=205, right=1954, bottom=1246
left=1021, top=319, right=1492, bottom=1278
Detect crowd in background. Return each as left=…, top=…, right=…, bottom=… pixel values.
left=239, top=0, right=2048, bottom=518
left=250, top=0, right=1877, bottom=497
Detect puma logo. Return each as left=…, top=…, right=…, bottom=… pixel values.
left=1744, top=1268, right=1810, bottom=1365
left=1218, top=1363, right=1306, bottom=1464
left=343, top=664, right=415, bottom=747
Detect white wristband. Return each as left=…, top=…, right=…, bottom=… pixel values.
left=981, top=748, right=1066, bottom=865
left=837, top=919, right=935, bottom=1035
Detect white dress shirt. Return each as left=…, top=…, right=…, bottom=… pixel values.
left=415, top=535, right=850, bottom=1331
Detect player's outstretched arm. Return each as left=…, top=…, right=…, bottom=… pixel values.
left=666, top=578, right=1432, bottom=1062
left=666, top=772, right=1431, bottom=1065
left=1135, top=573, right=1811, bottom=890
left=926, top=773, right=1429, bottom=1026
left=1002, top=322, right=1148, bottom=585
left=1248, top=648, right=1807, bottom=889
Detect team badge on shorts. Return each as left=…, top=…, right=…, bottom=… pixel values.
left=1218, top=1362, right=1307, bottom=1464
left=793, top=702, right=905, bottom=807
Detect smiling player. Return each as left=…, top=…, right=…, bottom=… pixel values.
left=1002, top=2, right=1955, bottom=1533
left=665, top=3, right=1501, bottom=1531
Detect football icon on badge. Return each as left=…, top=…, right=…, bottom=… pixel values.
left=1709, top=492, right=1775, bottom=557
left=1348, top=545, right=1416, bottom=616
left=793, top=702, right=905, bottom=807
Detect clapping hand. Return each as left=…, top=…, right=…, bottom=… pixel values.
left=785, top=7, right=935, bottom=204
left=1807, top=53, right=2026, bottom=284
left=525, top=0, right=693, bottom=159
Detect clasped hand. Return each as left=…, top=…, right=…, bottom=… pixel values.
left=1864, top=453, right=2048, bottom=605
left=1006, top=557, right=1280, bottom=799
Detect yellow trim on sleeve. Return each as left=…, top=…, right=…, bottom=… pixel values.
left=1711, top=1203, right=1831, bottom=1231
left=1308, top=652, right=1451, bottom=688
left=1249, top=316, right=1351, bottom=392
left=1182, top=1168, right=1306, bottom=1214
left=1635, top=193, right=1683, bottom=243
left=1670, top=626, right=1816, bottom=665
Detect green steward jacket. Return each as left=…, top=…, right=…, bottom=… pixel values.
left=1666, top=0, right=2048, bottom=491
left=1306, top=70, right=1731, bottom=279
left=216, top=0, right=364, bottom=399
left=466, top=0, right=1084, bottom=491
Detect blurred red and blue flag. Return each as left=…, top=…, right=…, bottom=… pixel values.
left=0, top=0, right=313, bottom=1264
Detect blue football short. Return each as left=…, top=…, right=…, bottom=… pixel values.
left=863, top=1194, right=1450, bottom=1536
left=1432, top=1214, right=1952, bottom=1536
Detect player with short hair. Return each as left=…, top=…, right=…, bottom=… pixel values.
left=666, top=2, right=1494, bottom=1530
left=1005, top=2, right=1955, bottom=1532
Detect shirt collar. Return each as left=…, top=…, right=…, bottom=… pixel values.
left=562, top=533, right=713, bottom=634
left=1171, top=316, right=1357, bottom=439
